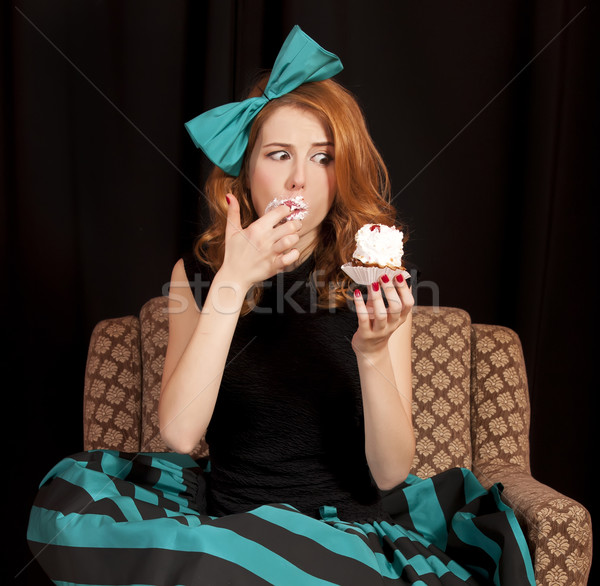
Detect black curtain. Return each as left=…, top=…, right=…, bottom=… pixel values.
left=4, top=2, right=596, bottom=584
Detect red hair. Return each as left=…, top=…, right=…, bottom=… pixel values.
left=194, top=76, right=401, bottom=314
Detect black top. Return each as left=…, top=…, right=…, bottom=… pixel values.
left=182, top=251, right=385, bottom=522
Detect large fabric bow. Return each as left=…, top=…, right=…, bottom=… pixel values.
left=184, top=25, right=343, bottom=176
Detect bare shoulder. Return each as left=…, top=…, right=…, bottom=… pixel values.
left=168, top=258, right=200, bottom=314
left=161, top=258, right=201, bottom=391
left=170, top=258, right=189, bottom=288
left=172, top=257, right=186, bottom=277
left=166, top=257, right=202, bottom=345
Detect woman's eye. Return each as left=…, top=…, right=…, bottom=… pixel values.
left=267, top=150, right=291, bottom=161
left=312, top=152, right=333, bottom=166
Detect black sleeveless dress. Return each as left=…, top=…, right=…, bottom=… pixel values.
left=27, top=254, right=535, bottom=585
left=192, top=253, right=383, bottom=522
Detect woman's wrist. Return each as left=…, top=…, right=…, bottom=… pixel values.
left=214, top=265, right=253, bottom=292
left=207, top=270, right=250, bottom=314
left=353, top=342, right=390, bottom=367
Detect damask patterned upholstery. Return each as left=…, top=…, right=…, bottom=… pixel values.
left=82, top=297, right=592, bottom=585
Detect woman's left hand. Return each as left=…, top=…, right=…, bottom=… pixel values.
left=351, top=274, right=414, bottom=357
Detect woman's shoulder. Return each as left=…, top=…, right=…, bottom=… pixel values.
left=179, top=250, right=214, bottom=283
left=171, top=250, right=215, bottom=309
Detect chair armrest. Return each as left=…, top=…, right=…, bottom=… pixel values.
left=470, top=323, right=592, bottom=584
left=83, top=315, right=143, bottom=451
left=473, top=463, right=592, bottom=586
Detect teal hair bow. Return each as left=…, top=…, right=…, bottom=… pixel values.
left=184, top=25, right=343, bottom=176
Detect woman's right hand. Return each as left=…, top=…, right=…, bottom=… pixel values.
left=218, top=193, right=302, bottom=291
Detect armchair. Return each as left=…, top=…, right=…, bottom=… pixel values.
left=82, top=297, right=592, bottom=585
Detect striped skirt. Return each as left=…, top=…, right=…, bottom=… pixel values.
left=27, top=450, right=535, bottom=585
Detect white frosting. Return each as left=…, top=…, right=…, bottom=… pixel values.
left=352, top=223, right=404, bottom=268
left=264, top=195, right=309, bottom=221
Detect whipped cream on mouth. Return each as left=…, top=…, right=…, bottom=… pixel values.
left=264, top=195, right=309, bottom=221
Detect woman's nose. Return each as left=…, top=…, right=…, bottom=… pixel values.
left=286, top=161, right=305, bottom=191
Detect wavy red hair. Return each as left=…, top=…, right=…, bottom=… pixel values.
left=194, top=75, right=401, bottom=314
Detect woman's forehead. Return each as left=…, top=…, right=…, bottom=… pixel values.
left=258, top=105, right=332, bottom=143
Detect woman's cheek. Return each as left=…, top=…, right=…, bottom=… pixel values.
left=249, top=177, right=272, bottom=216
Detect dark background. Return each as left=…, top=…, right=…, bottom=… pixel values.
left=3, top=1, right=596, bottom=584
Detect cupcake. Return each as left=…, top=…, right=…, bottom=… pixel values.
left=341, top=223, right=410, bottom=285
left=264, top=195, right=309, bottom=222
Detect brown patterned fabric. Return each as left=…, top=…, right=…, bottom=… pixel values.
left=83, top=316, right=143, bottom=452
left=139, top=297, right=170, bottom=453
left=82, top=298, right=592, bottom=585
left=470, top=324, right=592, bottom=586
left=138, top=297, right=209, bottom=459
left=410, top=307, right=472, bottom=476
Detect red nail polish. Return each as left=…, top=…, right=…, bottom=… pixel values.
left=372, top=282, right=380, bottom=292
left=381, top=274, right=389, bottom=283
left=225, top=195, right=231, bottom=205
left=395, top=274, right=404, bottom=283
left=354, top=288, right=361, bottom=297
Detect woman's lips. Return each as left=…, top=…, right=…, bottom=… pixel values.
left=264, top=195, right=309, bottom=221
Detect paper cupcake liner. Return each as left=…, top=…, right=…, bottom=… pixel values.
left=341, top=263, right=410, bottom=286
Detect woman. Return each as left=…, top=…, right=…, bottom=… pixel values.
left=28, top=26, right=535, bottom=585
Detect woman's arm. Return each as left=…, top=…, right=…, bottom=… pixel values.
left=352, top=275, right=415, bottom=490
left=159, top=196, right=301, bottom=453
left=158, top=260, right=248, bottom=454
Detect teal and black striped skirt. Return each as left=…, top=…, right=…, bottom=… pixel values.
left=28, top=450, right=535, bottom=585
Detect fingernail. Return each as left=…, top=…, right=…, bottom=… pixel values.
left=354, top=289, right=361, bottom=298
left=381, top=274, right=389, bottom=283
left=395, top=274, right=404, bottom=283
left=372, top=282, right=380, bottom=292
left=225, top=195, right=231, bottom=205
